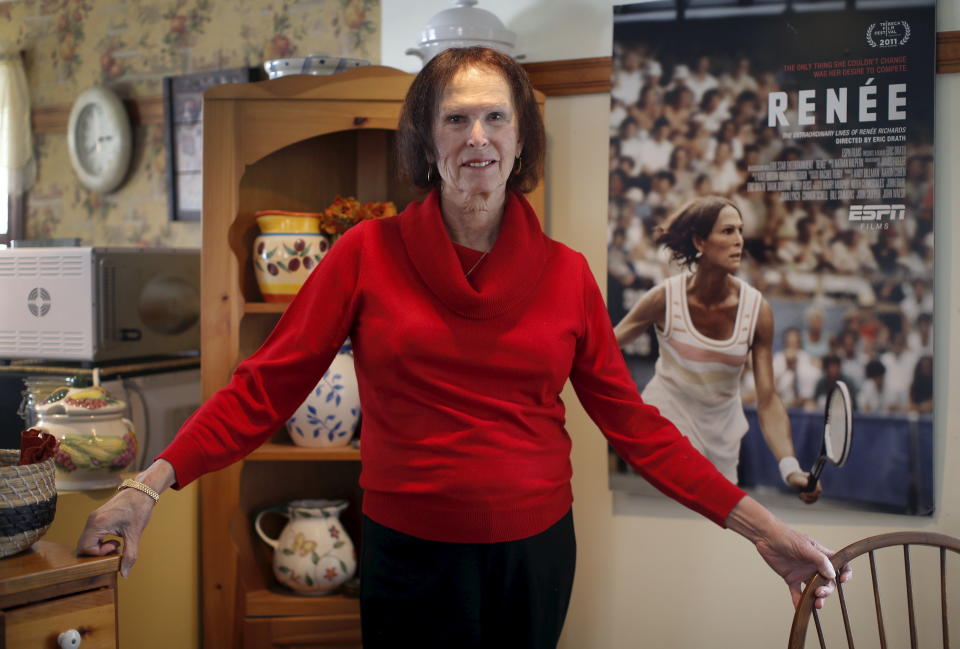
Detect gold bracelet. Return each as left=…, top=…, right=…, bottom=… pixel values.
left=117, top=478, right=160, bottom=503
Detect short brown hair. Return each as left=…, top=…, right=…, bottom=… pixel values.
left=658, top=196, right=739, bottom=268
left=396, top=47, right=545, bottom=194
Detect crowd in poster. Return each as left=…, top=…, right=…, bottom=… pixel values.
left=607, top=1, right=936, bottom=514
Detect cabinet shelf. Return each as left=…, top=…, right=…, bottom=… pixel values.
left=245, top=588, right=360, bottom=618
left=248, top=442, right=360, bottom=462
left=245, top=302, right=289, bottom=314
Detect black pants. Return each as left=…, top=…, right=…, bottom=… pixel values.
left=360, top=510, right=576, bottom=649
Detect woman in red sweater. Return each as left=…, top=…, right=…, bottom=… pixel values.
left=77, top=48, right=848, bottom=648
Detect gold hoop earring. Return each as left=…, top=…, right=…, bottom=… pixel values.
left=513, top=156, right=522, bottom=175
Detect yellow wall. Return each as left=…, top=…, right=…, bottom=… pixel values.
left=45, top=484, right=200, bottom=649
left=0, top=0, right=379, bottom=247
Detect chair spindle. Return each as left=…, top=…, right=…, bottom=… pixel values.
left=813, top=607, right=827, bottom=649
left=837, top=580, right=855, bottom=649
left=942, top=547, right=950, bottom=649
left=904, top=544, right=918, bottom=649
left=869, top=550, right=887, bottom=649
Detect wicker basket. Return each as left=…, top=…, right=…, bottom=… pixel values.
left=0, top=449, right=58, bottom=559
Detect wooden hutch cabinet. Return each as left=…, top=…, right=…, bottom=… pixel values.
left=198, top=66, right=546, bottom=648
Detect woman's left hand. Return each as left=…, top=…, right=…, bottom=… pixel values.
left=726, top=495, right=852, bottom=609
left=754, top=525, right=852, bottom=609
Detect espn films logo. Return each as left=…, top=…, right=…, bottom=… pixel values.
left=847, top=204, right=906, bottom=230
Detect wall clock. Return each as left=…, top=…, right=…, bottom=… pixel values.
left=66, top=86, right=133, bottom=193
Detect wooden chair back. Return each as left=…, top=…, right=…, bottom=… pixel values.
left=789, top=531, right=960, bottom=649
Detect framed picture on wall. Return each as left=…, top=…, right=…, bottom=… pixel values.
left=163, top=67, right=254, bottom=221
left=607, top=1, right=937, bottom=515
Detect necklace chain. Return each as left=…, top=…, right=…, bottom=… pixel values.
left=464, top=250, right=489, bottom=278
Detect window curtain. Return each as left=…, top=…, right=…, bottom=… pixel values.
left=0, top=45, right=35, bottom=241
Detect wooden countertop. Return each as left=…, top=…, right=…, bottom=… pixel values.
left=0, top=541, right=119, bottom=600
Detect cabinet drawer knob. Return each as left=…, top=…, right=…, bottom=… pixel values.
left=353, top=116, right=368, bottom=126
left=58, top=629, right=82, bottom=648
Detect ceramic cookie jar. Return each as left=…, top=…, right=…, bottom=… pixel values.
left=32, top=385, right=138, bottom=490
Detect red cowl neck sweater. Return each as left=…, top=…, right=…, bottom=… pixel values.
left=160, top=190, right=745, bottom=543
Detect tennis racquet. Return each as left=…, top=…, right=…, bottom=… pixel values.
left=802, top=380, right=854, bottom=493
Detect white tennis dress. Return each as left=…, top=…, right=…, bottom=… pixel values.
left=642, top=272, right=763, bottom=483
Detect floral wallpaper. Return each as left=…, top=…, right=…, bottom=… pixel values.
left=0, top=0, right=380, bottom=247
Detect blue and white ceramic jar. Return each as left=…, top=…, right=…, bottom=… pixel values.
left=286, top=342, right=360, bottom=447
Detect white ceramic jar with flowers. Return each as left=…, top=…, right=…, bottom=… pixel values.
left=31, top=385, right=138, bottom=490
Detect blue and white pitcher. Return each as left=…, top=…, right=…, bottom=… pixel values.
left=286, top=342, right=360, bottom=447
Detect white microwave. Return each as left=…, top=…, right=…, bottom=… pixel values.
left=0, top=247, right=200, bottom=362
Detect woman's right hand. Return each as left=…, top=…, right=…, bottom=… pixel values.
left=75, top=459, right=177, bottom=577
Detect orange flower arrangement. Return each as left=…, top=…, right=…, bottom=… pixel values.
left=319, top=196, right=397, bottom=236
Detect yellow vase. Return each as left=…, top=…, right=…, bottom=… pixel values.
left=253, top=214, right=328, bottom=302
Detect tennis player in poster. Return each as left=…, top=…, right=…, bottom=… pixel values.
left=614, top=196, right=820, bottom=502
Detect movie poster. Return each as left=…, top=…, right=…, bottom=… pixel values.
left=607, top=1, right=935, bottom=514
